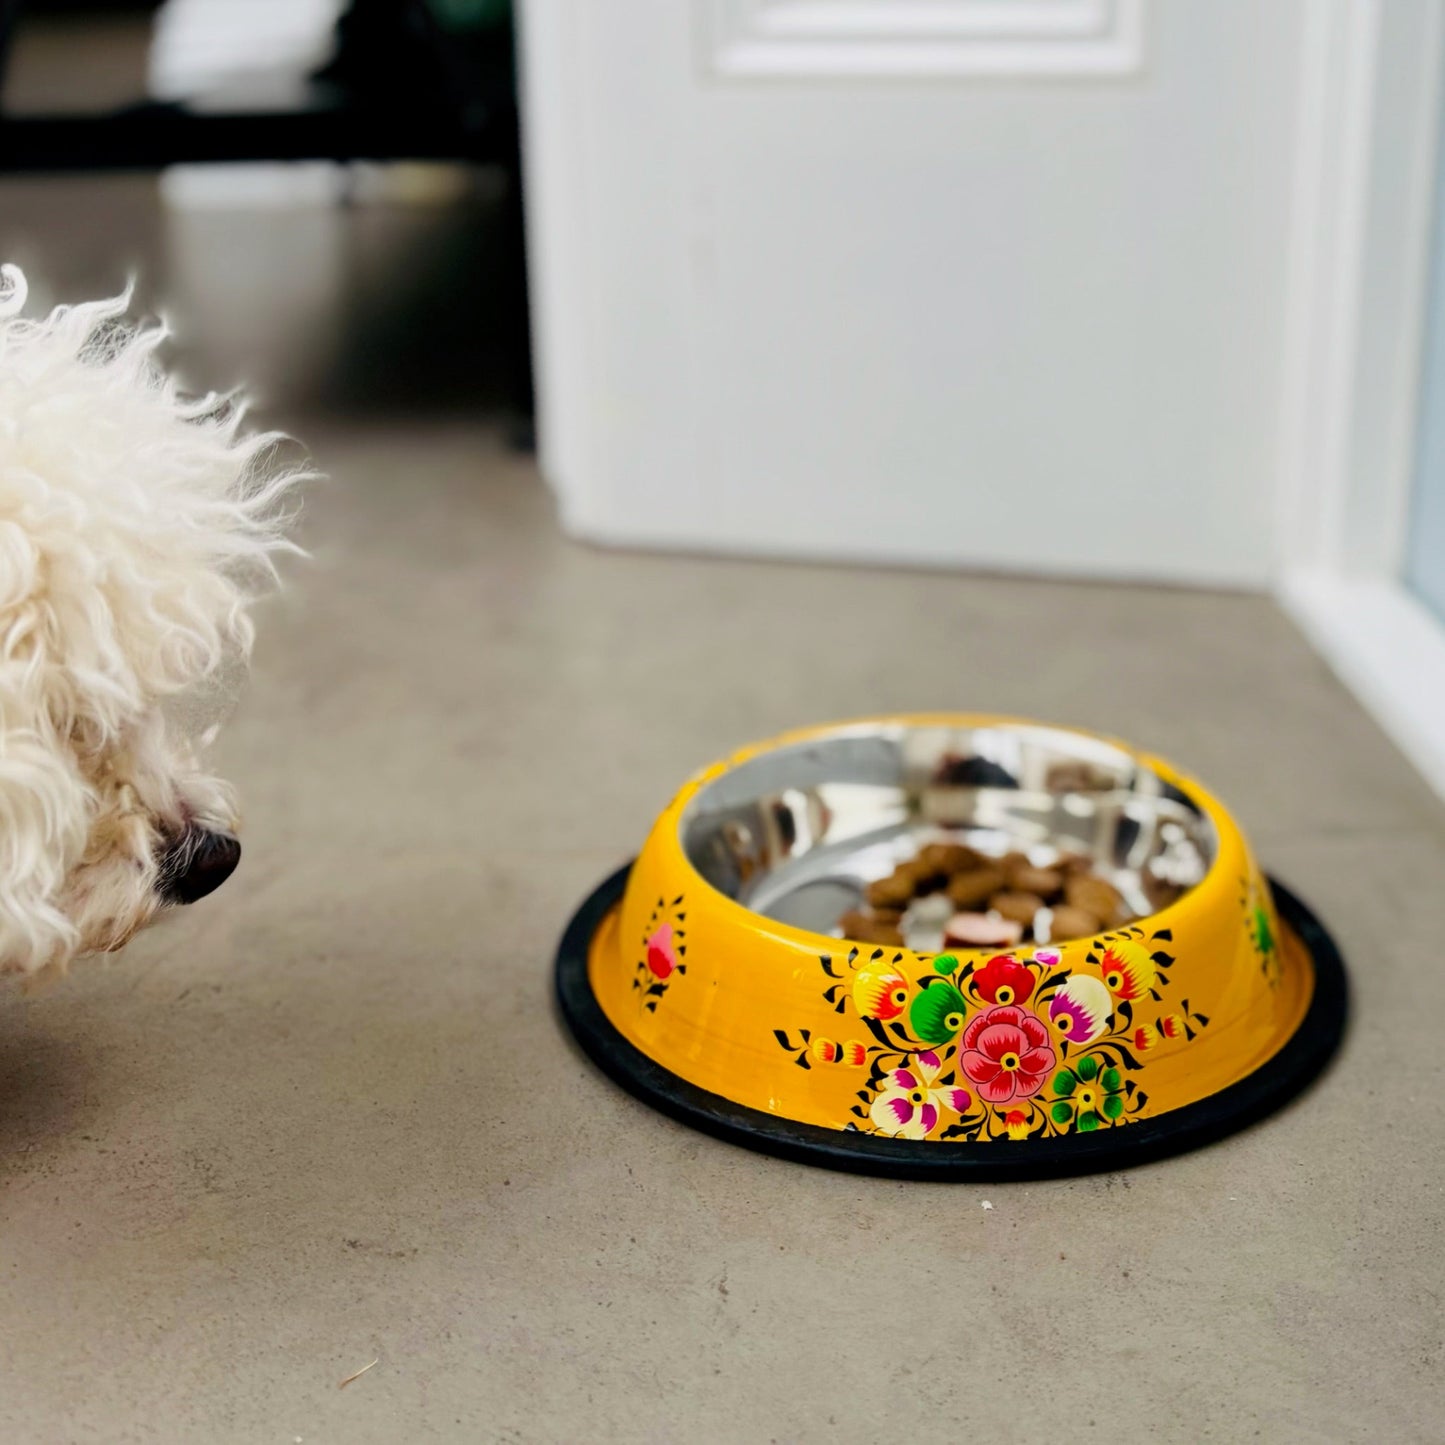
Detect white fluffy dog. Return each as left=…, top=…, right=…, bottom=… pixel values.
left=0, top=266, right=300, bottom=978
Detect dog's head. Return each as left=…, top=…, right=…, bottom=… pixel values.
left=0, top=266, right=300, bottom=977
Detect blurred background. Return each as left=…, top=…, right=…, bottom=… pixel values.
left=0, top=0, right=529, bottom=425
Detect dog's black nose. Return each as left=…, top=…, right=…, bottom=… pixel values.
left=160, top=827, right=241, bottom=904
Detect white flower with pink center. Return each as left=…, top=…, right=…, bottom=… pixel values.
left=868, top=1051, right=972, bottom=1139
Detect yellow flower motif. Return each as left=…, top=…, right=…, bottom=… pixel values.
left=853, top=964, right=909, bottom=1021
left=809, top=1037, right=868, bottom=1067
left=1098, top=937, right=1158, bottom=1000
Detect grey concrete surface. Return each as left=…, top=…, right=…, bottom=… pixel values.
left=0, top=79, right=1442, bottom=1445
left=1, top=415, right=1441, bottom=1444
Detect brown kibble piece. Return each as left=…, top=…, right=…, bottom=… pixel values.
left=900, top=859, right=947, bottom=896
left=839, top=911, right=905, bottom=946
left=1009, top=864, right=1064, bottom=897
left=947, top=866, right=1007, bottom=910
left=991, top=890, right=1045, bottom=927
left=863, top=923, right=906, bottom=946
left=865, top=871, right=916, bottom=910
left=916, top=841, right=982, bottom=875
left=1065, top=873, right=1125, bottom=923
left=943, top=912, right=1025, bottom=949
left=838, top=909, right=878, bottom=935
left=1047, top=904, right=1102, bottom=942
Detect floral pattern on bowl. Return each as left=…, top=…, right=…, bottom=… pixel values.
left=775, top=924, right=1209, bottom=1141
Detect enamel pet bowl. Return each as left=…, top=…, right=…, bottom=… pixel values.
left=556, top=717, right=1346, bottom=1178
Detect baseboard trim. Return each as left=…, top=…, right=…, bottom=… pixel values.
left=1280, top=571, right=1445, bottom=800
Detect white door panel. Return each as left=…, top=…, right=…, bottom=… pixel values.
left=521, top=0, right=1308, bottom=585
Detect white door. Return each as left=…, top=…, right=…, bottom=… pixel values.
left=518, top=1, right=1312, bottom=586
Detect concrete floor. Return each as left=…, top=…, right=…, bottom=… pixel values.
left=1, top=149, right=1444, bottom=1445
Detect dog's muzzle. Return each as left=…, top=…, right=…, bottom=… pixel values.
left=159, top=826, right=242, bottom=905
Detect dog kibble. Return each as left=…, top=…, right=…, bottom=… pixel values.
left=990, top=890, right=1045, bottom=928
left=947, top=866, right=1008, bottom=910
left=839, top=910, right=905, bottom=946
left=899, top=860, right=948, bottom=895
left=1064, top=874, right=1125, bottom=925
left=865, top=873, right=917, bottom=910
left=944, top=912, right=1024, bottom=949
left=839, top=835, right=1169, bottom=949
left=917, top=841, right=981, bottom=875
left=1044, top=904, right=1102, bottom=942
left=1009, top=864, right=1064, bottom=895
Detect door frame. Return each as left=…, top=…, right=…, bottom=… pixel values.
left=1275, top=0, right=1445, bottom=798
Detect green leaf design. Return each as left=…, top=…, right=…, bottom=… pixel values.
left=933, top=953, right=959, bottom=976
left=908, top=981, right=967, bottom=1044
left=1078, top=1111, right=1100, bottom=1132
left=1052, top=1069, right=1077, bottom=1097
left=1103, top=1094, right=1125, bottom=1120
left=1101, top=1066, right=1122, bottom=1092
left=1253, top=904, right=1275, bottom=955
left=1051, top=1101, right=1073, bottom=1125
left=1076, top=1055, right=1100, bottom=1083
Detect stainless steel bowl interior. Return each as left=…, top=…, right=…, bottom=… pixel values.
left=680, top=723, right=1219, bottom=935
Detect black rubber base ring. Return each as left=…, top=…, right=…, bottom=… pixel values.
left=555, top=865, right=1349, bottom=1180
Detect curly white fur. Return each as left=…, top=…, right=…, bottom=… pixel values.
left=0, top=265, right=301, bottom=976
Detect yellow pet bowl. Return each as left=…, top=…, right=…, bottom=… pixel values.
left=556, top=717, right=1346, bottom=1178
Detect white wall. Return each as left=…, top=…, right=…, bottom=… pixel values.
left=1276, top=1, right=1445, bottom=802
left=521, top=0, right=1310, bottom=586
